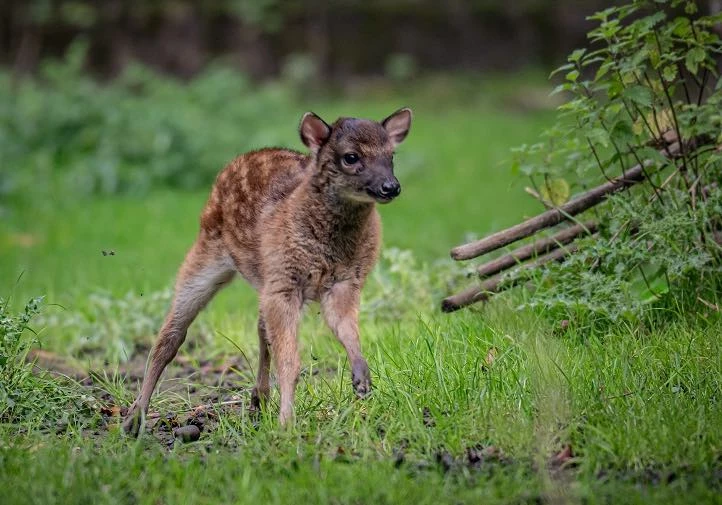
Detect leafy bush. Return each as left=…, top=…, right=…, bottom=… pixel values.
left=0, top=40, right=298, bottom=200
left=363, top=248, right=461, bottom=321
left=0, top=296, right=93, bottom=427
left=508, top=0, right=722, bottom=323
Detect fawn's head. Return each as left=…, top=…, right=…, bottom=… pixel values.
left=299, top=108, right=412, bottom=204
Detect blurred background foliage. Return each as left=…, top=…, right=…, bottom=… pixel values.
left=2, top=0, right=623, bottom=80
left=2, top=0, right=720, bottom=322
left=2, top=0, right=630, bottom=203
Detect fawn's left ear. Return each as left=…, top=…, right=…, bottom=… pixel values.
left=300, top=112, right=332, bottom=153
left=382, top=107, right=412, bottom=147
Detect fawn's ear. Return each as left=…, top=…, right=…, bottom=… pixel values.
left=382, top=107, right=412, bottom=147
left=300, top=112, right=332, bottom=153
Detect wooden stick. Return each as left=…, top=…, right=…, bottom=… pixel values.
left=450, top=142, right=680, bottom=261
left=444, top=222, right=718, bottom=313
left=442, top=244, right=579, bottom=312
left=476, top=221, right=596, bottom=278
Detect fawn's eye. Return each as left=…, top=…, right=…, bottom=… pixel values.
left=343, top=152, right=360, bottom=165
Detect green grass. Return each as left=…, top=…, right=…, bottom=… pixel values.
left=1, top=72, right=721, bottom=504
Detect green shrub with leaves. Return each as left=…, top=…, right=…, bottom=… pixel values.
left=508, top=0, right=722, bottom=323
left=363, top=248, right=461, bottom=321
left=0, top=40, right=297, bottom=200
left=0, top=296, right=94, bottom=428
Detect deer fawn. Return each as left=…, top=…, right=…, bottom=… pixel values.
left=122, top=108, right=412, bottom=435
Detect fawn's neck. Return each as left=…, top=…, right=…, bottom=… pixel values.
left=299, top=164, right=375, bottom=239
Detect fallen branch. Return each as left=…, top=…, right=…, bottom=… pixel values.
left=476, top=221, right=596, bottom=278
left=450, top=142, right=680, bottom=261
left=697, top=296, right=720, bottom=312
left=442, top=244, right=579, bottom=312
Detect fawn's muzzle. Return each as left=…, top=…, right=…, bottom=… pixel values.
left=378, top=179, right=401, bottom=199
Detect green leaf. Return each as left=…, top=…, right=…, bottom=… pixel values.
left=636, top=147, right=671, bottom=166
left=685, top=47, right=706, bottom=75
left=520, top=164, right=535, bottom=176
left=610, top=119, right=635, bottom=143
left=587, top=127, right=610, bottom=148
left=550, top=63, right=575, bottom=78
left=623, top=85, right=653, bottom=107
left=631, top=266, right=670, bottom=305
left=662, top=65, right=677, bottom=82
left=569, top=48, right=587, bottom=63
left=539, top=178, right=571, bottom=206
left=551, top=83, right=571, bottom=96
left=671, top=17, right=692, bottom=37
left=566, top=70, right=580, bottom=83
left=595, top=60, right=613, bottom=81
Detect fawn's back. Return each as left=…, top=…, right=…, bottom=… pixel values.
left=199, top=147, right=310, bottom=290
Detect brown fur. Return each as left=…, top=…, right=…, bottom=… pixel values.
left=122, top=109, right=412, bottom=434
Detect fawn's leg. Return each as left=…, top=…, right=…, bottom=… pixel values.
left=260, top=289, right=302, bottom=426
left=321, top=281, right=371, bottom=397
left=122, top=241, right=234, bottom=436
left=250, top=314, right=271, bottom=411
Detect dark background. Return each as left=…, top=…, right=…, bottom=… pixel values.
left=2, top=0, right=625, bottom=81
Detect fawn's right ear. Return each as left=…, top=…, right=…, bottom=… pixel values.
left=300, top=112, right=331, bottom=153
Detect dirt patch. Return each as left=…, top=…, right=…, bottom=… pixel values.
left=32, top=347, right=257, bottom=447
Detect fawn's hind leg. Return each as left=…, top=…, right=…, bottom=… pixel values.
left=250, top=314, right=271, bottom=411
left=122, top=240, right=234, bottom=436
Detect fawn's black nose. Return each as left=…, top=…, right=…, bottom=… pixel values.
left=379, top=179, right=401, bottom=198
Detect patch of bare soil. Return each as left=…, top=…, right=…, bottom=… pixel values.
left=30, top=346, right=255, bottom=447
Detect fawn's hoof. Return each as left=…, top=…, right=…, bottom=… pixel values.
left=278, top=408, right=295, bottom=428
left=121, top=407, right=144, bottom=437
left=352, top=361, right=372, bottom=398
left=249, top=387, right=268, bottom=413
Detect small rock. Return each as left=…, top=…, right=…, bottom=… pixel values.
left=174, top=425, right=201, bottom=443
left=393, top=448, right=405, bottom=468
left=435, top=450, right=454, bottom=473
left=186, top=415, right=206, bottom=432
left=466, top=445, right=483, bottom=467
left=422, top=407, right=435, bottom=427
left=481, top=445, right=505, bottom=461
left=466, top=444, right=507, bottom=468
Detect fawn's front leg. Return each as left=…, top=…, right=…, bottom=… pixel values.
left=260, top=290, right=302, bottom=426
left=321, top=280, right=371, bottom=397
